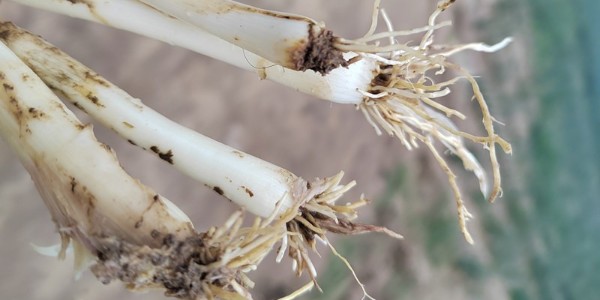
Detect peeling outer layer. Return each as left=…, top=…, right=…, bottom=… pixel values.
left=138, top=0, right=348, bottom=75
left=289, top=25, right=348, bottom=75
left=7, top=0, right=370, bottom=103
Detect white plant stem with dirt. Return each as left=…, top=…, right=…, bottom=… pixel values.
left=0, top=0, right=511, bottom=298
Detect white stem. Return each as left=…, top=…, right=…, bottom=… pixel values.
left=8, top=0, right=372, bottom=104
left=6, top=0, right=512, bottom=243
left=1, top=25, right=398, bottom=284
left=0, top=40, right=193, bottom=249
left=0, top=22, right=303, bottom=218
left=0, top=39, right=303, bottom=298
left=139, top=0, right=328, bottom=71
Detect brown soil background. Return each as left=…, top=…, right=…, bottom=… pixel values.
left=0, top=1, right=519, bottom=299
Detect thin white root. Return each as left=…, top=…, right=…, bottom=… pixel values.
left=277, top=281, right=315, bottom=300
left=340, top=0, right=512, bottom=242
left=327, top=239, right=375, bottom=300
left=277, top=172, right=402, bottom=293
left=432, top=37, right=514, bottom=57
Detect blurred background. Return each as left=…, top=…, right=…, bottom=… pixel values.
left=0, top=0, right=598, bottom=299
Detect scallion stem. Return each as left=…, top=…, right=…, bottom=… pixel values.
left=8, top=0, right=372, bottom=104
left=7, top=0, right=513, bottom=242
left=0, top=21, right=400, bottom=282
left=0, top=39, right=297, bottom=298
left=139, top=0, right=349, bottom=74
left=0, top=39, right=193, bottom=246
